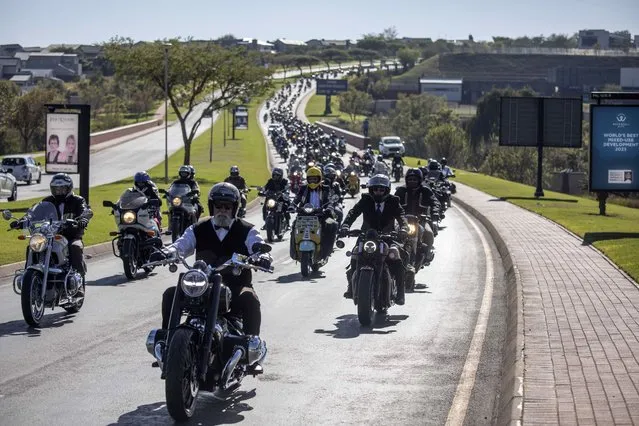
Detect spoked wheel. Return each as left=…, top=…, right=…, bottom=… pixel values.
left=21, top=270, right=45, bottom=327
left=64, top=276, right=85, bottom=313
left=356, top=269, right=375, bottom=326
left=165, top=328, right=199, bottom=422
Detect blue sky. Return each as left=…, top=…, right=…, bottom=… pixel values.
left=2, top=0, right=638, bottom=46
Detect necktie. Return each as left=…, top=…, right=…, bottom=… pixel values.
left=214, top=225, right=230, bottom=231
left=376, top=203, right=382, bottom=215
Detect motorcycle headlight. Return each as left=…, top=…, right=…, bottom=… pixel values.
left=336, top=170, right=342, bottom=177
left=364, top=241, right=377, bottom=254
left=408, top=223, right=416, bottom=235
left=267, top=199, right=276, bottom=208
left=29, top=233, right=48, bottom=253
left=172, top=197, right=182, bottom=207
left=181, top=270, right=209, bottom=298
left=303, top=204, right=314, bottom=214
left=122, top=211, right=136, bottom=224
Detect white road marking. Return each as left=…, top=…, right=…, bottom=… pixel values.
left=445, top=206, right=495, bottom=426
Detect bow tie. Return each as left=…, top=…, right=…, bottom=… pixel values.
left=214, top=225, right=230, bottom=231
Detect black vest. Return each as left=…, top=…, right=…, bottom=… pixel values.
left=193, top=218, right=253, bottom=287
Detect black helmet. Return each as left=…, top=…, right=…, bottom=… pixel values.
left=428, top=160, right=441, bottom=171
left=405, top=168, right=423, bottom=189
left=440, top=157, right=448, bottom=166
left=272, top=167, right=284, bottom=180
left=323, top=165, right=336, bottom=181
left=189, top=165, right=196, bottom=178
left=178, top=165, right=192, bottom=179
left=50, top=173, right=73, bottom=200
left=230, top=165, right=239, bottom=177
left=368, top=174, right=391, bottom=203
left=208, top=182, right=240, bottom=217
left=377, top=155, right=383, bottom=162
left=134, top=171, right=151, bottom=190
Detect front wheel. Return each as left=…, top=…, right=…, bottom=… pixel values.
left=21, top=269, right=45, bottom=327
left=121, top=238, right=138, bottom=280
left=300, top=251, right=311, bottom=277
left=171, top=218, right=183, bottom=243
left=356, top=268, right=375, bottom=326
left=165, top=328, right=199, bottom=422
left=266, top=220, right=275, bottom=243
left=405, top=270, right=416, bottom=293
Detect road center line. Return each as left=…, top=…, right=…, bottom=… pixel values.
left=445, top=206, right=495, bottom=426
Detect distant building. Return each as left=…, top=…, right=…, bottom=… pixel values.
left=14, top=52, right=82, bottom=81
left=273, top=39, right=307, bottom=53
left=578, top=29, right=632, bottom=49
left=0, top=44, right=24, bottom=57
left=236, top=38, right=274, bottom=53
left=419, top=78, right=463, bottom=103
left=0, top=57, right=21, bottom=79
left=305, top=39, right=351, bottom=48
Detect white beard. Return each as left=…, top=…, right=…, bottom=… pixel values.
left=213, top=214, right=233, bottom=227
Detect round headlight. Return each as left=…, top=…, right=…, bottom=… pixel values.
left=350, top=171, right=356, bottom=176
left=181, top=270, right=209, bottom=298
left=29, top=233, right=48, bottom=253
left=172, top=197, right=182, bottom=207
left=122, top=211, right=136, bottom=224
left=303, top=205, right=314, bottom=214
left=364, top=241, right=377, bottom=254
left=267, top=199, right=276, bottom=208
left=408, top=223, right=416, bottom=235
left=336, top=170, right=342, bottom=177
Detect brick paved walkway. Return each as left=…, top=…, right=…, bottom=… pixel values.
left=456, top=183, right=639, bottom=425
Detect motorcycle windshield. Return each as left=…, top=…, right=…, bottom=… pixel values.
left=27, top=201, right=59, bottom=223
left=118, top=189, right=148, bottom=210
left=168, top=183, right=191, bottom=198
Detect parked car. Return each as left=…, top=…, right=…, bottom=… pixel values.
left=1, top=155, right=42, bottom=185
left=0, top=167, right=18, bottom=201
left=378, top=136, right=406, bottom=157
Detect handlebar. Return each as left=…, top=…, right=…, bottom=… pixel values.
left=141, top=251, right=274, bottom=274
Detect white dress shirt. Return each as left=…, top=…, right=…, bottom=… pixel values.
left=375, top=201, right=385, bottom=213
left=169, top=218, right=264, bottom=258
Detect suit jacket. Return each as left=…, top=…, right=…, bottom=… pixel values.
left=394, top=186, right=440, bottom=217
left=293, top=184, right=332, bottom=208
left=343, top=193, right=406, bottom=233
left=42, top=194, right=91, bottom=240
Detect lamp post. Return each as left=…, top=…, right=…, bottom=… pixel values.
left=163, top=43, right=171, bottom=184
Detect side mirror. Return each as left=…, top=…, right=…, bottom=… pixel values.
left=361, top=184, right=368, bottom=189
left=37, top=162, right=41, bottom=166
left=149, top=199, right=161, bottom=208
left=102, top=200, right=114, bottom=208
left=85, top=210, right=94, bottom=219
left=252, top=242, right=272, bottom=254
left=335, top=240, right=345, bottom=249
left=2, top=210, right=13, bottom=220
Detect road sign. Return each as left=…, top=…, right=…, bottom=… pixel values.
left=316, top=79, right=348, bottom=96
left=499, top=97, right=539, bottom=146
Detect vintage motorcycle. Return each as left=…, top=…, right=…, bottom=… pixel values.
left=336, top=229, right=401, bottom=326
left=290, top=201, right=336, bottom=277
left=3, top=202, right=92, bottom=326
left=103, top=189, right=163, bottom=280
left=402, top=214, right=435, bottom=292
left=143, top=247, right=273, bottom=422
left=160, top=184, right=200, bottom=242
left=259, top=188, right=289, bottom=243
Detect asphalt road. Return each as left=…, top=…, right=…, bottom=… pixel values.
left=0, top=81, right=507, bottom=426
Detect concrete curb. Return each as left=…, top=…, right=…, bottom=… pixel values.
left=452, top=190, right=524, bottom=426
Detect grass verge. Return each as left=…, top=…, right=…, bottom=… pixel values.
left=0, top=88, right=276, bottom=266
left=304, top=94, right=367, bottom=125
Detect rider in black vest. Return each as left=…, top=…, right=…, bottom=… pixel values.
left=152, top=183, right=272, bottom=372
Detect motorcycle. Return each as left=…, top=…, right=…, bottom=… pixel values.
left=259, top=188, right=289, bottom=243
left=361, top=158, right=373, bottom=176
left=290, top=200, right=336, bottom=277
left=237, top=189, right=251, bottom=218
left=143, top=246, right=273, bottom=422
left=393, top=163, right=403, bottom=182
left=338, top=142, right=346, bottom=156
left=103, top=189, right=163, bottom=280
left=336, top=229, right=401, bottom=326
left=3, top=202, right=92, bottom=326
left=289, top=169, right=303, bottom=193
left=160, top=184, right=200, bottom=243
left=346, top=171, right=360, bottom=198
left=402, top=214, right=435, bottom=292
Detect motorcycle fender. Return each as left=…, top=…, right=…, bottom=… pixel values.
left=299, top=241, right=316, bottom=252
left=26, top=264, right=46, bottom=274
left=122, top=233, right=136, bottom=241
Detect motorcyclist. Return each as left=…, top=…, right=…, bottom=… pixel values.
left=373, top=155, right=389, bottom=176
left=134, top=171, right=163, bottom=226
left=322, top=165, right=344, bottom=225
left=339, top=174, right=410, bottom=305
left=11, top=173, right=92, bottom=276
left=171, top=165, right=203, bottom=219
left=152, top=183, right=272, bottom=373
left=392, top=153, right=405, bottom=169
left=224, top=165, right=248, bottom=215
left=441, top=157, right=457, bottom=193
left=261, top=168, right=291, bottom=228
left=394, top=168, right=439, bottom=266
left=293, top=166, right=338, bottom=259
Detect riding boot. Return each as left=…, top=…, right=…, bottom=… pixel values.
left=395, top=272, right=405, bottom=305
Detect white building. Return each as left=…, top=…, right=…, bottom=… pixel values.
left=419, top=78, right=463, bottom=103
left=578, top=29, right=631, bottom=49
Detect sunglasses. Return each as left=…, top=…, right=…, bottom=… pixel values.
left=372, top=187, right=387, bottom=193
left=213, top=203, right=233, bottom=211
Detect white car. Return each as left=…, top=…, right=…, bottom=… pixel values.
left=0, top=166, right=18, bottom=201
left=378, top=136, right=406, bottom=158
left=1, top=155, right=42, bottom=185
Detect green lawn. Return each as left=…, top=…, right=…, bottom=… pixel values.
left=304, top=94, right=367, bottom=124
left=0, top=89, right=275, bottom=266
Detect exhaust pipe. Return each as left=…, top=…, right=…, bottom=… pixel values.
left=221, top=347, right=244, bottom=390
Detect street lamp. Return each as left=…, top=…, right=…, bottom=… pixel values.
left=163, top=43, right=171, bottom=184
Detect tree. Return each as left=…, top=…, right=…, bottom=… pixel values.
left=319, top=49, right=350, bottom=71
left=129, top=80, right=160, bottom=121
left=271, top=54, right=296, bottom=78
left=9, top=87, right=61, bottom=152
left=397, top=47, right=419, bottom=69
left=77, top=79, right=105, bottom=119
left=216, top=34, right=238, bottom=48
left=0, top=81, right=20, bottom=150
left=356, top=36, right=387, bottom=54
left=382, top=26, right=398, bottom=41
left=105, top=37, right=272, bottom=164
left=468, top=34, right=474, bottom=42
left=424, top=123, right=467, bottom=166
left=339, top=89, right=372, bottom=122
